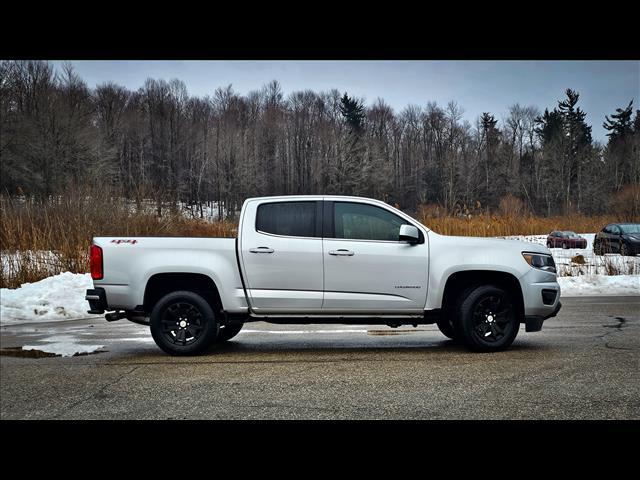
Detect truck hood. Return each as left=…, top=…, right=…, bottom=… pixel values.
left=430, top=233, right=550, bottom=255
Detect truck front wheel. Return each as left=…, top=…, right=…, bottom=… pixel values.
left=453, top=285, right=519, bottom=352
left=150, top=290, right=219, bottom=356
left=436, top=317, right=456, bottom=340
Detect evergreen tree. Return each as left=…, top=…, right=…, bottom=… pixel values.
left=534, top=108, right=563, bottom=143
left=479, top=112, right=501, bottom=198
left=603, top=101, right=639, bottom=189
left=603, top=100, right=634, bottom=141
left=558, top=89, right=592, bottom=150
left=555, top=89, right=593, bottom=212
left=335, top=93, right=367, bottom=195
left=339, top=93, right=365, bottom=133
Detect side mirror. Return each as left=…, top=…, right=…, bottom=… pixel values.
left=399, top=224, right=420, bottom=244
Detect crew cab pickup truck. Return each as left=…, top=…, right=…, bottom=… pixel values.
left=86, top=195, right=561, bottom=355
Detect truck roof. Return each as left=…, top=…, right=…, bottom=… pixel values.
left=245, top=195, right=391, bottom=203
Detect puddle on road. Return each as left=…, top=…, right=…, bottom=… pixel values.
left=367, top=329, right=429, bottom=336
left=0, top=347, right=107, bottom=358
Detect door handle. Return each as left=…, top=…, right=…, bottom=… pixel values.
left=329, top=249, right=354, bottom=256
left=249, top=247, right=274, bottom=253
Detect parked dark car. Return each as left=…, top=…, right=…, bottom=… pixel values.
left=546, top=231, right=588, bottom=249
left=593, top=223, right=640, bottom=256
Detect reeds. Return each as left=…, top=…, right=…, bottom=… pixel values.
left=2, top=193, right=637, bottom=289
left=0, top=191, right=236, bottom=288
left=417, top=207, right=634, bottom=238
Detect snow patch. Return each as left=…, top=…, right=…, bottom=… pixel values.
left=558, top=275, right=639, bottom=296
left=22, top=334, right=105, bottom=357
left=0, top=272, right=101, bottom=325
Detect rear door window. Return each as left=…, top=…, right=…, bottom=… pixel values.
left=256, top=202, right=317, bottom=237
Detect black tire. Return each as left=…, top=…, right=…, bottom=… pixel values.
left=150, top=290, right=219, bottom=356
left=436, top=317, right=456, bottom=340
left=453, top=284, right=519, bottom=352
left=546, top=241, right=552, bottom=248
left=217, top=323, right=244, bottom=342
left=594, top=241, right=603, bottom=256
left=620, top=243, right=628, bottom=256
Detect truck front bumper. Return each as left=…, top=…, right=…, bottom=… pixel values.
left=519, top=268, right=562, bottom=332
left=525, top=300, right=562, bottom=332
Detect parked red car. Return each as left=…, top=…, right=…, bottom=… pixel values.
left=546, top=231, right=587, bottom=249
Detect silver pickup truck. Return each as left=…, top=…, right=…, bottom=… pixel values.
left=86, top=195, right=561, bottom=355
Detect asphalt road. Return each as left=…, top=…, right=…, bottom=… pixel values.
left=1, top=296, right=639, bottom=420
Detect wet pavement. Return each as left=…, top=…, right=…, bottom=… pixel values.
left=1, top=296, right=639, bottom=419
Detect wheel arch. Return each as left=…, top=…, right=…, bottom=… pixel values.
left=143, top=272, right=223, bottom=314
left=441, top=270, right=525, bottom=320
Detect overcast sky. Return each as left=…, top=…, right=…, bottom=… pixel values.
left=51, top=60, right=639, bottom=142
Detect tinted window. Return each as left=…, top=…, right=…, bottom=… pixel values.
left=256, top=202, right=316, bottom=237
left=620, top=224, right=640, bottom=234
left=334, top=202, right=409, bottom=241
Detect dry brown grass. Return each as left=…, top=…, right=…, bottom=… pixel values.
left=1, top=191, right=236, bottom=289
left=417, top=206, right=637, bottom=237
left=611, top=184, right=640, bottom=220
left=2, top=192, right=638, bottom=289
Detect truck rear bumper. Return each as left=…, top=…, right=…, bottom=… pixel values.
left=86, top=288, right=108, bottom=314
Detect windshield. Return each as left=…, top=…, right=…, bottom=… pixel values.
left=620, top=224, right=640, bottom=234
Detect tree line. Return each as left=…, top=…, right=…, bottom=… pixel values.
left=1, top=60, right=638, bottom=218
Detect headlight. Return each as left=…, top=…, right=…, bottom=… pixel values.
left=522, top=252, right=556, bottom=273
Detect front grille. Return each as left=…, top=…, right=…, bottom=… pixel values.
left=541, top=289, right=557, bottom=306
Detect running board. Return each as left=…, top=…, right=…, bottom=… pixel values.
left=250, top=313, right=423, bottom=319
left=248, top=313, right=437, bottom=325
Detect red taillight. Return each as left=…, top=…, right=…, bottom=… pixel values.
left=90, top=244, right=103, bottom=280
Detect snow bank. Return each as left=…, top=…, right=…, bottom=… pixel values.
left=0, top=272, right=101, bottom=325
left=559, top=274, right=639, bottom=297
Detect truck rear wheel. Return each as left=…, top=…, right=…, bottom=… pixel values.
left=453, top=285, right=519, bottom=352
left=150, top=290, right=219, bottom=356
left=594, top=241, right=605, bottom=255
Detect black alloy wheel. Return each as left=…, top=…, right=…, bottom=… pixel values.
left=150, top=291, right=218, bottom=355
left=161, top=302, right=205, bottom=346
left=470, top=294, right=514, bottom=344
left=454, top=285, right=520, bottom=352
